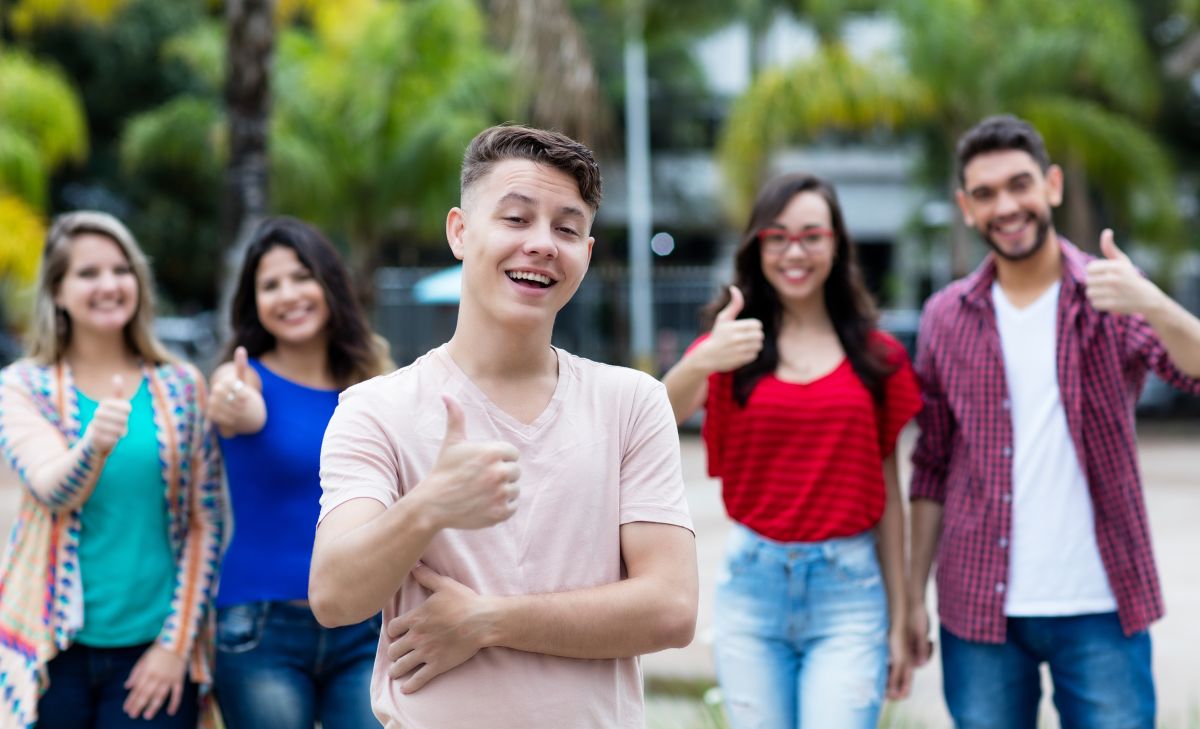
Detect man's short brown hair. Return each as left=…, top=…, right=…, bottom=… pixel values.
left=461, top=125, right=602, bottom=213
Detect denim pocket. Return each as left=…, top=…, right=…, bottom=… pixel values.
left=830, top=538, right=881, bottom=585
left=216, top=603, right=269, bottom=654
left=723, top=527, right=762, bottom=578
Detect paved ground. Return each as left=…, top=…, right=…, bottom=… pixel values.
left=0, top=422, right=1196, bottom=727
left=643, top=422, right=1200, bottom=727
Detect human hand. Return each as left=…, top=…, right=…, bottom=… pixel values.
left=385, top=563, right=495, bottom=693
left=693, top=287, right=764, bottom=373
left=90, top=375, right=132, bottom=454
left=1085, top=229, right=1166, bottom=316
left=123, top=644, right=187, bottom=719
left=906, top=599, right=933, bottom=668
left=413, top=395, right=520, bottom=531
left=886, top=625, right=913, bottom=699
left=208, top=347, right=254, bottom=430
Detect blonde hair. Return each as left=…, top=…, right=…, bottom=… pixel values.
left=27, top=211, right=175, bottom=365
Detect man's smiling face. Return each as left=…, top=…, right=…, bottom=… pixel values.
left=957, top=149, right=1063, bottom=262
left=448, top=158, right=594, bottom=329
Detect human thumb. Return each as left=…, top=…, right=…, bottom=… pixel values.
left=441, top=394, right=466, bottom=447
left=234, top=346, right=249, bottom=381
left=716, top=286, right=744, bottom=322
left=1100, top=229, right=1126, bottom=262
left=111, top=374, right=126, bottom=401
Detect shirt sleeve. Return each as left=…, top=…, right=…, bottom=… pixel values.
left=877, top=336, right=922, bottom=458
left=619, top=375, right=694, bottom=533
left=1121, top=312, right=1200, bottom=396
left=909, top=302, right=956, bottom=503
left=318, top=384, right=402, bottom=523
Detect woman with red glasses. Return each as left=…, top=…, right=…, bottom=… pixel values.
left=663, top=173, right=920, bottom=728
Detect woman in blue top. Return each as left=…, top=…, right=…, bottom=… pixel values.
left=207, top=216, right=391, bottom=729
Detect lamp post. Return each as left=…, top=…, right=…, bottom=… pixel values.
left=624, top=0, right=655, bottom=373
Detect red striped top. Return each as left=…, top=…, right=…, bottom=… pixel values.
left=698, top=331, right=920, bottom=542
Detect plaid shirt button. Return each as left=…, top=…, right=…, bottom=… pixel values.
left=998, top=537, right=1008, bottom=548
left=995, top=582, right=1006, bottom=593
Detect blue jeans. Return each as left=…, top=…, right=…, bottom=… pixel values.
left=941, top=613, right=1155, bottom=729
left=713, top=524, right=889, bottom=729
left=214, top=601, right=380, bottom=729
left=37, top=642, right=200, bottom=729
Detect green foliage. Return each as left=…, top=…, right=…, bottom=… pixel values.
left=718, top=44, right=932, bottom=217
left=0, top=52, right=88, bottom=198
left=718, top=0, right=1180, bottom=247
left=115, top=0, right=508, bottom=283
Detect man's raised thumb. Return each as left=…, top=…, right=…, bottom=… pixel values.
left=441, top=393, right=466, bottom=446
left=716, top=286, right=744, bottom=322
left=1100, top=229, right=1126, bottom=262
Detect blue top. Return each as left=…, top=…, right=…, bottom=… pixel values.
left=217, top=359, right=339, bottom=607
left=75, top=379, right=175, bottom=646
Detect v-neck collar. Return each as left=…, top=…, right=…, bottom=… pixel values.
left=434, top=344, right=568, bottom=439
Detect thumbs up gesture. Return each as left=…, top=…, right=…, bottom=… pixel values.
left=208, top=346, right=262, bottom=435
left=1085, top=229, right=1165, bottom=315
left=693, top=286, right=765, bottom=374
left=91, top=374, right=133, bottom=454
left=413, top=395, right=521, bottom=531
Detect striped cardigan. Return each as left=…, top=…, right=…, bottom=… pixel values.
left=0, top=358, right=224, bottom=728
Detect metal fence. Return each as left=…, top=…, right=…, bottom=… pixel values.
left=374, top=264, right=722, bottom=372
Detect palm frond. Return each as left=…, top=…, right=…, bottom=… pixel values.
left=0, top=52, right=88, bottom=170
left=162, top=20, right=225, bottom=94
left=0, top=126, right=48, bottom=208
left=1020, top=96, right=1181, bottom=246
left=488, top=0, right=608, bottom=145
left=717, top=44, right=932, bottom=219
left=119, top=96, right=224, bottom=178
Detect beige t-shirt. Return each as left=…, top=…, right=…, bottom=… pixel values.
left=318, top=345, right=693, bottom=729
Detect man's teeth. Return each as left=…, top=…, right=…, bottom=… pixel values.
left=508, top=271, right=552, bottom=286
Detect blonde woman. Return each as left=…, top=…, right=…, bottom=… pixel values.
left=0, top=211, right=223, bottom=729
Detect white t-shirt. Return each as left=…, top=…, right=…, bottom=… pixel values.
left=992, top=281, right=1117, bottom=616
left=319, top=345, right=694, bottom=729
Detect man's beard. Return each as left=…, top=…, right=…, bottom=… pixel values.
left=980, top=213, right=1051, bottom=262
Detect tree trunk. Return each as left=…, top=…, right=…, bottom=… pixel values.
left=219, top=0, right=274, bottom=339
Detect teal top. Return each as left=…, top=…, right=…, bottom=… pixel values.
left=74, top=379, right=175, bottom=647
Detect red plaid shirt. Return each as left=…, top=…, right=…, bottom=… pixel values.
left=910, top=239, right=1200, bottom=643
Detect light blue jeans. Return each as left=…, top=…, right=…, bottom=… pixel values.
left=713, top=523, right=889, bottom=729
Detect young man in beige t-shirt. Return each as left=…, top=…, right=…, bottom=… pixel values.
left=309, top=125, right=699, bottom=729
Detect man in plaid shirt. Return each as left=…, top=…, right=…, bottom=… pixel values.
left=906, top=115, right=1200, bottom=728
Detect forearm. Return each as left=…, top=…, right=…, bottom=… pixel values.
left=662, top=356, right=711, bottom=425
left=310, top=495, right=440, bottom=627
left=28, top=432, right=105, bottom=511
left=484, top=573, right=696, bottom=659
left=876, top=460, right=907, bottom=628
left=1144, top=292, right=1200, bottom=377
left=907, top=499, right=943, bottom=607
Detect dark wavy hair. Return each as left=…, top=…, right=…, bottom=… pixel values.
left=702, top=173, right=893, bottom=407
left=223, top=216, right=390, bottom=388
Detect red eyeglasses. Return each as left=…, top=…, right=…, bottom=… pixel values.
left=756, top=227, right=834, bottom=254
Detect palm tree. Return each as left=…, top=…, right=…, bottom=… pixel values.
left=719, top=0, right=1179, bottom=274
left=121, top=0, right=507, bottom=292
